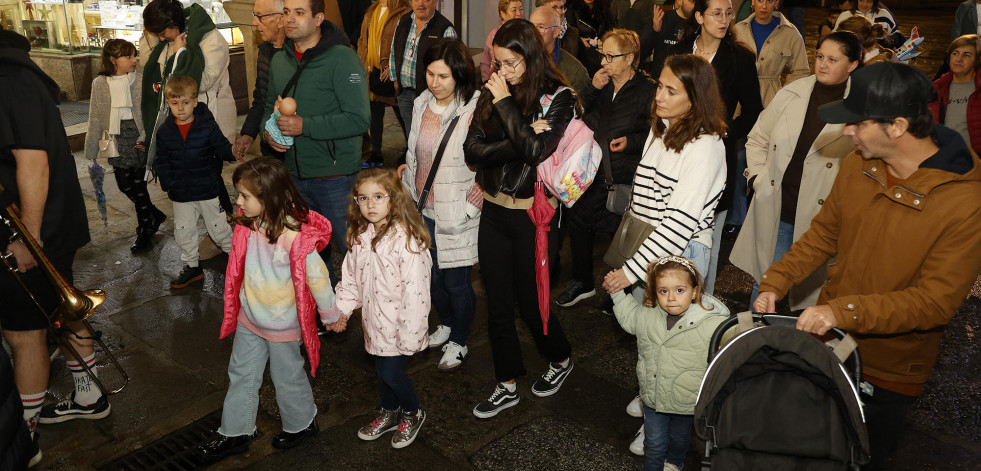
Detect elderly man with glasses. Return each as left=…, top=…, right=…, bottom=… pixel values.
left=234, top=0, right=288, bottom=159
left=529, top=6, right=590, bottom=94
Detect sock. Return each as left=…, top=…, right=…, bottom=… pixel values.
left=21, top=391, right=45, bottom=433
left=556, top=358, right=570, bottom=368
left=67, top=352, right=101, bottom=406
left=501, top=382, right=516, bottom=393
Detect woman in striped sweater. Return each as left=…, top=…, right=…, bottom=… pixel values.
left=602, top=54, right=727, bottom=294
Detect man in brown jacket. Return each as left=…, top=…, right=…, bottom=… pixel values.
left=754, top=62, right=981, bottom=470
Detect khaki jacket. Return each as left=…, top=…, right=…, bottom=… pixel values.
left=760, top=127, right=981, bottom=388
left=731, top=76, right=855, bottom=309
left=732, top=13, right=810, bottom=107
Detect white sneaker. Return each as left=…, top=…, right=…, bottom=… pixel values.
left=629, top=424, right=644, bottom=456
left=626, top=395, right=643, bottom=418
left=428, top=325, right=451, bottom=349
left=664, top=463, right=680, bottom=471
left=438, top=342, right=468, bottom=371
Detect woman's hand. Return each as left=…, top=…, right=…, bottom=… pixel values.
left=530, top=119, right=551, bottom=134
left=602, top=269, right=631, bottom=293
left=486, top=72, right=511, bottom=101
left=610, top=136, right=627, bottom=152
left=592, top=68, right=610, bottom=89
left=380, top=64, right=391, bottom=82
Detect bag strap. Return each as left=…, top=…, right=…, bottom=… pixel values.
left=281, top=52, right=312, bottom=98
left=417, top=115, right=462, bottom=212
left=539, top=86, right=574, bottom=118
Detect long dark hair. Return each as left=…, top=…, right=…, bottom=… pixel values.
left=475, top=19, right=572, bottom=127
left=98, top=39, right=137, bottom=76
left=143, top=0, right=186, bottom=34
left=652, top=54, right=727, bottom=153
left=231, top=157, right=310, bottom=244
left=422, top=38, right=478, bottom=104
left=681, top=0, right=751, bottom=56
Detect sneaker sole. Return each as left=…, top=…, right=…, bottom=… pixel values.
left=472, top=397, right=519, bottom=419
left=28, top=449, right=41, bottom=468
left=531, top=364, right=574, bottom=398
left=556, top=289, right=597, bottom=307
left=390, top=414, right=426, bottom=449
left=437, top=359, right=464, bottom=372
left=38, top=403, right=111, bottom=424
left=170, top=273, right=204, bottom=289
left=357, top=425, right=398, bottom=441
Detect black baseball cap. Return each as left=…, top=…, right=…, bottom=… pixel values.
left=818, top=62, right=938, bottom=124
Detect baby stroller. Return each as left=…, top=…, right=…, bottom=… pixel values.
left=693, top=313, right=870, bottom=470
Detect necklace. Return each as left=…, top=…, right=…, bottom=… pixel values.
left=696, top=37, right=719, bottom=56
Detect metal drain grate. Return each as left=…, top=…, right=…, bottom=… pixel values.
left=98, top=410, right=221, bottom=471
left=59, top=101, right=89, bottom=127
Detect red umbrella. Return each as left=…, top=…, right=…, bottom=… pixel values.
left=526, top=179, right=556, bottom=335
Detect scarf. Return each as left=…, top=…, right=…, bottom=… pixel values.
left=366, top=4, right=389, bottom=69
left=108, top=73, right=133, bottom=134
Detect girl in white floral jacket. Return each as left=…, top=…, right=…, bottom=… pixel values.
left=328, top=168, right=432, bottom=449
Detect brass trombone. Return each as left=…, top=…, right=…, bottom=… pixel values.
left=0, top=183, right=129, bottom=395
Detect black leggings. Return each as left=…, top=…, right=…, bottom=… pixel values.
left=113, top=166, right=160, bottom=232
left=369, top=100, right=406, bottom=157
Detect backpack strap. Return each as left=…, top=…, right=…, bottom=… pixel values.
left=539, top=86, right=574, bottom=118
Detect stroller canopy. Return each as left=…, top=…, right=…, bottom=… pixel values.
left=694, top=325, right=870, bottom=470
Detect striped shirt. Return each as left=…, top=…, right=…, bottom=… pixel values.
left=622, top=128, right=727, bottom=284
left=388, top=13, right=457, bottom=89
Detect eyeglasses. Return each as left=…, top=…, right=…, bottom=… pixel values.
left=535, top=24, right=559, bottom=33
left=706, top=9, right=736, bottom=21
left=550, top=3, right=566, bottom=13
left=354, top=194, right=390, bottom=206
left=493, top=57, right=524, bottom=73
left=252, top=11, right=283, bottom=21
left=601, top=52, right=630, bottom=63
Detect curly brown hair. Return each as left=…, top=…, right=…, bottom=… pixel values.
left=345, top=168, right=431, bottom=253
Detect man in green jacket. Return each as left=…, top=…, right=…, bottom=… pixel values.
left=264, top=0, right=370, bottom=284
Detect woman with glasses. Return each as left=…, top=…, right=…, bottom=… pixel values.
left=399, top=39, right=482, bottom=371
left=464, top=19, right=577, bottom=419
left=557, top=28, right=656, bottom=310
left=481, top=0, right=525, bottom=82
left=669, top=0, right=763, bottom=294
left=357, top=0, right=411, bottom=167
left=732, top=31, right=862, bottom=313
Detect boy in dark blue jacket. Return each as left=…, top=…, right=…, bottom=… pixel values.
left=154, top=76, right=234, bottom=288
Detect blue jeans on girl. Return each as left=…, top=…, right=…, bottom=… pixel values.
left=643, top=404, right=694, bottom=471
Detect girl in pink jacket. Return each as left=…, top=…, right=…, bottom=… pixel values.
left=327, top=168, right=433, bottom=449
left=199, top=157, right=337, bottom=463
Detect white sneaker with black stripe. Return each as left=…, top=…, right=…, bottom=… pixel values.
left=473, top=383, right=520, bottom=419
left=437, top=342, right=468, bottom=371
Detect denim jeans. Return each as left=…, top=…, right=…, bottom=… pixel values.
left=750, top=220, right=795, bottom=306
left=705, top=210, right=727, bottom=295
left=396, top=89, right=418, bottom=140
left=643, top=404, right=694, bottom=471
left=425, top=217, right=476, bottom=347
left=291, top=173, right=357, bottom=285
left=725, top=148, right=748, bottom=226
left=786, top=6, right=807, bottom=40
left=375, top=355, right=420, bottom=412
left=218, top=325, right=317, bottom=437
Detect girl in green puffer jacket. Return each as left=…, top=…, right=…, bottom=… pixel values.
left=609, top=255, right=730, bottom=471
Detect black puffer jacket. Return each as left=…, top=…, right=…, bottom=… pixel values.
left=581, top=70, right=656, bottom=184
left=155, top=102, right=234, bottom=203
left=464, top=86, right=577, bottom=199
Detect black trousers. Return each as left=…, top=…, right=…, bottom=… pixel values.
left=567, top=183, right=623, bottom=287
left=113, top=166, right=160, bottom=233
left=478, top=201, right=572, bottom=382
left=369, top=100, right=406, bottom=158
left=860, top=385, right=917, bottom=470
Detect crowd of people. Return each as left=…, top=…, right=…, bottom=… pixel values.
left=2, top=0, right=981, bottom=470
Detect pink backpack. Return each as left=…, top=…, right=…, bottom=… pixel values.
left=537, top=87, right=601, bottom=208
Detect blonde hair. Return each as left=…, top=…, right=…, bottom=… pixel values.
left=164, top=75, right=198, bottom=99
left=345, top=168, right=431, bottom=253
left=643, top=256, right=710, bottom=310
left=600, top=28, right=641, bottom=68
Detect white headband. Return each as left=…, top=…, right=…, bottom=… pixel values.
left=654, top=255, right=697, bottom=278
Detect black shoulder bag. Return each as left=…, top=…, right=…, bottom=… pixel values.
left=416, top=115, right=462, bottom=212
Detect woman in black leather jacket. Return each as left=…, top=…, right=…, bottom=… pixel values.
left=464, top=19, right=578, bottom=419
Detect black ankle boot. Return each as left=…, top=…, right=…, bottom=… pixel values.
left=130, top=229, right=154, bottom=253
left=271, top=419, right=319, bottom=449
left=198, top=434, right=251, bottom=463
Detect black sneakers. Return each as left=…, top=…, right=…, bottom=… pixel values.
left=170, top=265, right=204, bottom=289
left=556, top=282, right=596, bottom=307
left=271, top=419, right=319, bottom=449
left=531, top=360, right=574, bottom=397
left=472, top=383, right=520, bottom=419
left=28, top=431, right=41, bottom=468
left=37, top=393, right=111, bottom=424
left=198, top=433, right=253, bottom=464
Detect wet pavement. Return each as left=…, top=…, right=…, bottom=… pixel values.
left=22, top=6, right=980, bottom=470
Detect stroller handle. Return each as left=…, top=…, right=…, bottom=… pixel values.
left=709, top=313, right=863, bottom=387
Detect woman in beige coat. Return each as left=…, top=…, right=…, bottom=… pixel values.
left=731, top=32, right=861, bottom=309
left=732, top=5, right=809, bottom=107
